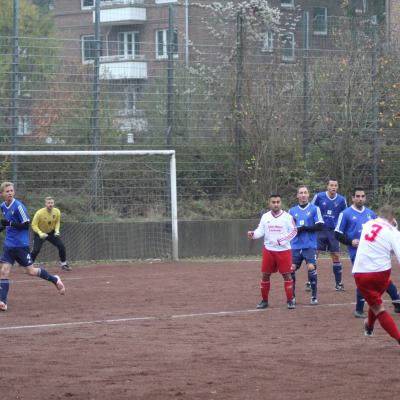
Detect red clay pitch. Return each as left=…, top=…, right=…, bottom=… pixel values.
left=1, top=258, right=400, bottom=400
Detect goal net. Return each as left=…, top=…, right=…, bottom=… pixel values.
left=0, top=150, right=178, bottom=263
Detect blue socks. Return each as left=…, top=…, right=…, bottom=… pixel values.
left=0, top=279, right=10, bottom=304
left=38, top=268, right=58, bottom=284
left=356, top=288, right=365, bottom=313
left=333, top=262, right=342, bottom=285
left=386, top=281, right=400, bottom=301
left=308, top=269, right=318, bottom=299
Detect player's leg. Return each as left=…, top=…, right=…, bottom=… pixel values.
left=356, top=271, right=400, bottom=344
left=291, top=249, right=303, bottom=301
left=257, top=247, right=274, bottom=309
left=0, top=261, right=12, bottom=311
left=31, top=233, right=45, bottom=263
left=16, top=248, right=66, bottom=295
left=47, top=233, right=71, bottom=271
left=328, top=229, right=344, bottom=290
left=305, top=248, right=318, bottom=305
left=277, top=250, right=295, bottom=308
left=309, top=232, right=326, bottom=292
left=385, top=280, right=400, bottom=313
left=354, top=288, right=366, bottom=318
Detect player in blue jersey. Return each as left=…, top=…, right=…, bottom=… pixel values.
left=312, top=179, right=347, bottom=291
left=0, top=182, right=65, bottom=312
left=289, top=186, right=324, bottom=306
left=335, top=188, right=400, bottom=317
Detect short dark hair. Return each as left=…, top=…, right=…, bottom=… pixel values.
left=269, top=193, right=281, bottom=199
left=297, top=185, right=308, bottom=193
left=352, top=187, right=365, bottom=196
left=378, top=204, right=395, bottom=220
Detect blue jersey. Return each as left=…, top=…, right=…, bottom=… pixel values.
left=312, top=192, right=347, bottom=230
left=0, top=198, right=30, bottom=248
left=335, top=205, right=375, bottom=261
left=288, top=203, right=324, bottom=250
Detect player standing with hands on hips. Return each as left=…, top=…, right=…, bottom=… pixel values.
left=0, top=182, right=65, bottom=312
left=312, top=179, right=347, bottom=291
left=248, top=194, right=297, bottom=310
left=353, top=205, right=400, bottom=345
left=31, top=196, right=71, bottom=271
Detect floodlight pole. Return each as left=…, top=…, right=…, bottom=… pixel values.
left=11, top=0, right=19, bottom=183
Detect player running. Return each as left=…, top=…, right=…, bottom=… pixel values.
left=0, top=182, right=65, bottom=312
left=248, top=194, right=297, bottom=310
left=353, top=205, right=400, bottom=345
left=335, top=188, right=400, bottom=318
left=312, top=179, right=347, bottom=291
left=289, top=186, right=324, bottom=306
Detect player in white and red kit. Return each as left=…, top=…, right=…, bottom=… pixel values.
left=353, top=205, right=400, bottom=344
left=248, top=194, right=297, bottom=310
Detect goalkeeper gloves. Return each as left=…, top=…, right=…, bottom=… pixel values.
left=39, top=233, right=48, bottom=239
left=54, top=232, right=60, bottom=237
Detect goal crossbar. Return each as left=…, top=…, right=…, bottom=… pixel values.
left=0, top=150, right=179, bottom=261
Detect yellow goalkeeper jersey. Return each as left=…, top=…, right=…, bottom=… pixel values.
left=31, top=207, right=61, bottom=235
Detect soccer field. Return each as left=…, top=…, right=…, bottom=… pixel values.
left=1, top=258, right=400, bottom=400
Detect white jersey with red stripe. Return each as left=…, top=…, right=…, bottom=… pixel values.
left=352, top=217, right=400, bottom=273
left=253, top=210, right=297, bottom=252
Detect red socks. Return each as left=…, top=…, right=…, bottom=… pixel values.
left=367, top=308, right=377, bottom=329
left=377, top=310, right=400, bottom=341
left=260, top=280, right=270, bottom=301
left=284, top=280, right=294, bottom=301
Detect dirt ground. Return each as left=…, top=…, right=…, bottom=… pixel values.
left=1, top=258, right=400, bottom=400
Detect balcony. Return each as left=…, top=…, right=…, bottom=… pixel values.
left=100, top=55, right=147, bottom=80
left=93, top=1, right=146, bottom=25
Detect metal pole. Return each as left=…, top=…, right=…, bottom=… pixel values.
left=185, top=0, right=189, bottom=67
left=234, top=12, right=244, bottom=193
left=92, top=0, right=101, bottom=210
left=11, top=0, right=19, bottom=183
left=371, top=16, right=379, bottom=194
left=302, top=11, right=309, bottom=158
left=166, top=4, right=174, bottom=147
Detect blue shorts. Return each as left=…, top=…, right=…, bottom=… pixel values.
left=1, top=246, right=33, bottom=267
left=292, top=248, right=317, bottom=270
left=317, top=229, right=340, bottom=253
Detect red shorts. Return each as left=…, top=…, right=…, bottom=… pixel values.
left=354, top=270, right=391, bottom=307
left=261, top=247, right=293, bottom=274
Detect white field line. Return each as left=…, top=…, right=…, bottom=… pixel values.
left=0, top=300, right=360, bottom=332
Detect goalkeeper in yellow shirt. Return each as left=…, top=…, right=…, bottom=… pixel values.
left=31, top=197, right=71, bottom=271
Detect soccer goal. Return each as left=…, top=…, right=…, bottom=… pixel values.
left=0, top=150, right=178, bottom=262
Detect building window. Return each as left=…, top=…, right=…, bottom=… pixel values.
left=281, top=32, right=295, bottom=61
left=281, top=0, right=294, bottom=8
left=81, top=0, right=94, bottom=9
left=81, top=35, right=103, bottom=63
left=261, top=31, right=274, bottom=53
left=118, top=32, right=140, bottom=59
left=313, top=7, right=328, bottom=35
left=156, top=29, right=178, bottom=59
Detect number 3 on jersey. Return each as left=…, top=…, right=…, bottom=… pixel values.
left=365, top=224, right=382, bottom=242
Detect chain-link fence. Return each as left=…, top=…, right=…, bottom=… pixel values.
left=0, top=0, right=400, bottom=220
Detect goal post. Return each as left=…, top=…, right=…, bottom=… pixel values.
left=0, top=150, right=179, bottom=261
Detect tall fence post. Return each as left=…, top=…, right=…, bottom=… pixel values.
left=91, top=0, right=101, bottom=210
left=166, top=4, right=175, bottom=147
left=234, top=11, right=244, bottom=194
left=302, top=11, right=310, bottom=159
left=11, top=0, right=19, bottom=183
left=371, top=15, right=379, bottom=195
